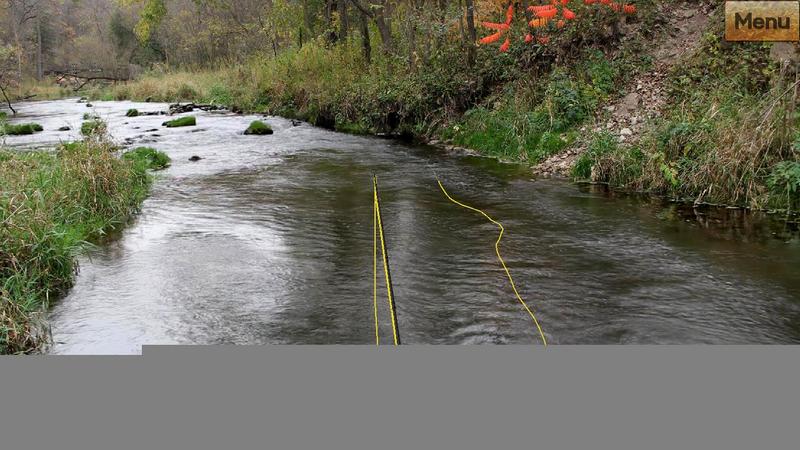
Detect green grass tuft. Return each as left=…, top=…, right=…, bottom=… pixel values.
left=767, top=160, right=800, bottom=212
left=573, top=132, right=620, bottom=180
left=81, top=120, right=107, bottom=136
left=1, top=123, right=44, bottom=136
left=123, top=147, right=171, bottom=170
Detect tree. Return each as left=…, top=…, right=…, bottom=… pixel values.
left=0, top=44, right=18, bottom=113
left=465, top=0, right=476, bottom=66
left=4, top=0, right=40, bottom=79
left=349, top=0, right=394, bottom=55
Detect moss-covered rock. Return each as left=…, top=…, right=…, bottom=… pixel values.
left=0, top=111, right=7, bottom=119
left=244, top=120, right=273, bottom=135
left=162, top=116, right=196, bottom=128
left=126, top=109, right=140, bottom=117
left=1, top=123, right=44, bottom=135
left=123, top=147, right=171, bottom=170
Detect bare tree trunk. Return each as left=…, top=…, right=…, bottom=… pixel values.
left=339, top=0, right=349, bottom=41
left=349, top=0, right=394, bottom=54
left=436, top=0, right=449, bottom=52
left=360, top=12, right=371, bottom=64
left=302, top=0, right=315, bottom=36
left=374, top=6, right=393, bottom=54
left=36, top=18, right=43, bottom=80
left=13, top=28, right=23, bottom=81
left=465, top=0, right=476, bottom=67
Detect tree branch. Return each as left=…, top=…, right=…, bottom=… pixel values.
left=348, top=0, right=374, bottom=19
left=0, top=82, right=16, bottom=114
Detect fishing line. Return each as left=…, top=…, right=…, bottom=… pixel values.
left=435, top=176, right=548, bottom=346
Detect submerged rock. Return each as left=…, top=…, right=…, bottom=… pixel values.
left=188, top=155, right=202, bottom=162
left=57, top=126, right=71, bottom=131
left=169, top=103, right=195, bottom=114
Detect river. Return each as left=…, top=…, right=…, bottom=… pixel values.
left=3, top=99, right=799, bottom=353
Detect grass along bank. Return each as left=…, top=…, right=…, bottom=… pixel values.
left=29, top=1, right=796, bottom=212
left=0, top=129, right=168, bottom=354
left=578, top=15, right=800, bottom=213
left=76, top=1, right=663, bottom=137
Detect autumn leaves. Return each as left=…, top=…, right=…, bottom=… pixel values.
left=479, top=0, right=637, bottom=52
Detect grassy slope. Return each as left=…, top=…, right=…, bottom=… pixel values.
left=584, top=10, right=800, bottom=211
left=0, top=134, right=159, bottom=354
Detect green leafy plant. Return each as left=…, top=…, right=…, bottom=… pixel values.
left=767, top=161, right=800, bottom=212
left=81, top=120, right=107, bottom=136
left=573, top=131, right=618, bottom=180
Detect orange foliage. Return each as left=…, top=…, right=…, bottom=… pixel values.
left=478, top=0, right=638, bottom=51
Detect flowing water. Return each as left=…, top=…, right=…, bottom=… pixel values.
left=3, top=100, right=800, bottom=353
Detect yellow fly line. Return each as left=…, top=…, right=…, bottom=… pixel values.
left=436, top=179, right=548, bottom=347
left=373, top=184, right=380, bottom=346
left=373, top=176, right=400, bottom=346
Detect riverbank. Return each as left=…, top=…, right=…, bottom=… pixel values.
left=0, top=131, right=162, bottom=353
left=10, top=1, right=799, bottom=214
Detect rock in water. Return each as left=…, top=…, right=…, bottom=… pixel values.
left=244, top=120, right=273, bottom=135
left=188, top=155, right=202, bottom=162
left=162, top=116, right=196, bottom=128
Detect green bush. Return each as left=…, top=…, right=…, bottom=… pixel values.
left=123, top=147, right=171, bottom=170
left=573, top=132, right=619, bottom=180
left=244, top=120, right=273, bottom=135
left=768, top=161, right=800, bottom=212
left=0, top=111, right=7, bottom=119
left=162, top=116, right=196, bottom=127
left=126, top=109, right=140, bottom=117
left=207, top=84, right=233, bottom=106
left=81, top=120, right=107, bottom=136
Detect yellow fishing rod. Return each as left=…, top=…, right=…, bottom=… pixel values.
left=373, top=175, right=401, bottom=345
